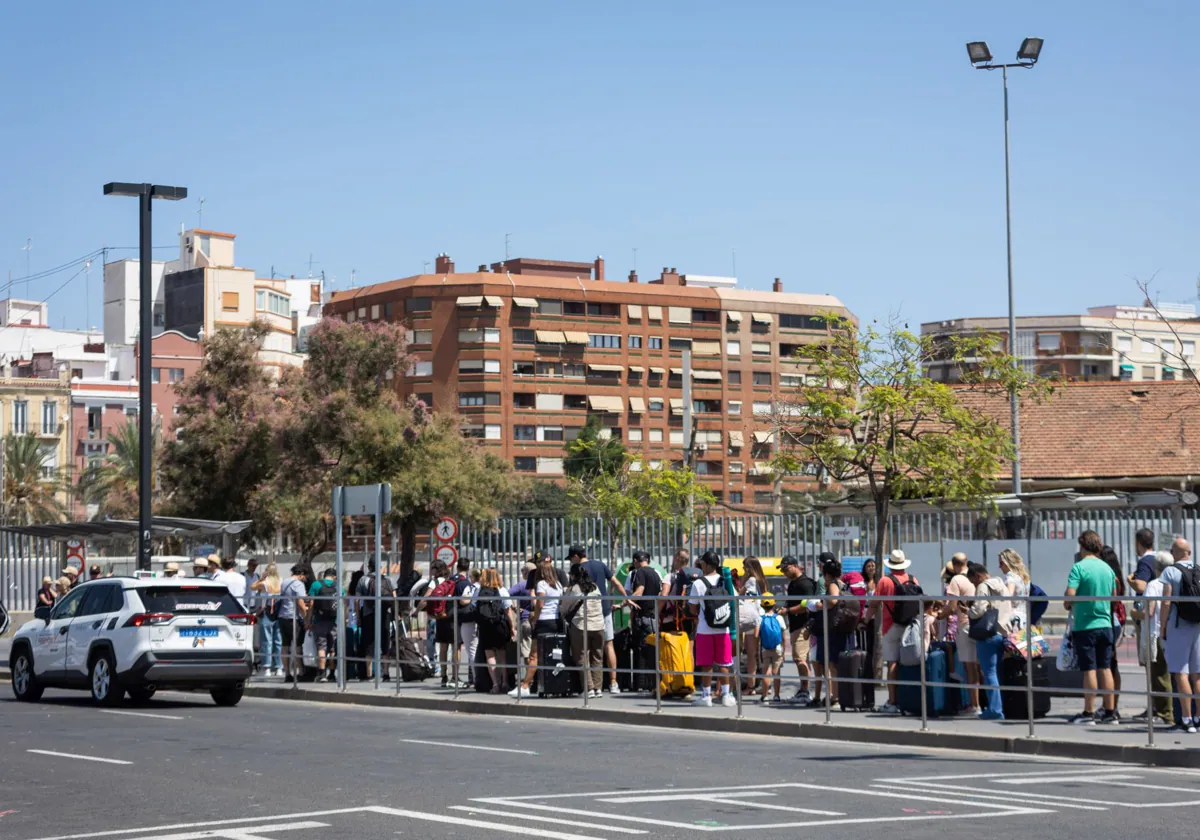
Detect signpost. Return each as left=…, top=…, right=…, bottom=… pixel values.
left=433, top=543, right=459, bottom=567
left=434, top=517, right=458, bottom=543
left=332, top=483, right=392, bottom=690
left=826, top=526, right=861, bottom=542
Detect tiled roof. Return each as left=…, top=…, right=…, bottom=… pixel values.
left=954, top=381, right=1200, bottom=480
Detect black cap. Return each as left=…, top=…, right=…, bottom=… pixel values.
left=568, top=544, right=587, bottom=559
left=779, top=555, right=799, bottom=568
left=818, top=551, right=836, bottom=564
left=631, top=550, right=650, bottom=564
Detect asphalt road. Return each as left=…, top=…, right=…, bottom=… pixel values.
left=2, top=689, right=1199, bottom=840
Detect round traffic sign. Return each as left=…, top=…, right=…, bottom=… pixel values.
left=434, top=544, right=459, bottom=566
left=66, top=538, right=85, bottom=562
left=434, top=517, right=459, bottom=543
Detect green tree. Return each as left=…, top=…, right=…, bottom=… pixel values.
left=564, top=414, right=626, bottom=479
left=160, top=323, right=277, bottom=539
left=76, top=421, right=158, bottom=520
left=3, top=434, right=65, bottom=525
left=773, top=316, right=1052, bottom=561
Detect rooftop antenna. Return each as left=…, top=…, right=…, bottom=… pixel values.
left=422, top=260, right=430, bottom=274
left=21, top=238, right=32, bottom=293
left=307, top=253, right=316, bottom=279
left=731, top=247, right=737, bottom=277
left=505, top=233, right=511, bottom=261
left=197, top=197, right=206, bottom=229
left=85, top=259, right=92, bottom=334
left=633, top=247, right=638, bottom=271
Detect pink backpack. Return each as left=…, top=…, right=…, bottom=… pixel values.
left=841, top=571, right=870, bottom=622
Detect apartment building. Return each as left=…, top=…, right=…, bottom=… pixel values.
left=922, top=302, right=1200, bottom=383
left=0, top=364, right=71, bottom=502
left=325, top=255, right=855, bottom=507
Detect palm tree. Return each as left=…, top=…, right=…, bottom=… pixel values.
left=77, top=421, right=156, bottom=520
left=4, top=434, right=65, bottom=526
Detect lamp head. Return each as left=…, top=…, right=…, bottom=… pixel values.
left=1017, top=37, right=1044, bottom=63
left=966, top=41, right=993, bottom=65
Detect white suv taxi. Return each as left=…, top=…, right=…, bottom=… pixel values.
left=9, top=577, right=254, bottom=706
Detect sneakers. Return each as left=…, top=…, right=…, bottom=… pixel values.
left=805, top=697, right=825, bottom=709
left=978, top=710, right=1005, bottom=721
left=1189, top=724, right=1199, bottom=734
left=315, top=673, right=328, bottom=683
left=507, top=685, right=531, bottom=699
left=720, top=693, right=737, bottom=708
left=790, top=689, right=811, bottom=705
left=607, top=685, right=623, bottom=694
left=692, top=694, right=714, bottom=707
left=1097, top=710, right=1120, bottom=725
left=877, top=703, right=900, bottom=715
left=1069, top=712, right=1097, bottom=725
left=761, top=695, right=772, bottom=705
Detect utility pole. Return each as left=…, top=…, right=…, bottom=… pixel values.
left=681, top=349, right=694, bottom=526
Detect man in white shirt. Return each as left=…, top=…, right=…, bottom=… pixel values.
left=1133, top=550, right=1174, bottom=725
left=688, top=551, right=736, bottom=708
left=214, top=555, right=247, bottom=609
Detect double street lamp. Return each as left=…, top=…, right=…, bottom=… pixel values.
left=103, top=182, right=188, bottom=571
left=966, top=38, right=1044, bottom=495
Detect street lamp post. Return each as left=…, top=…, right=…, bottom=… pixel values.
left=103, top=182, right=187, bottom=570
left=966, top=38, right=1043, bottom=496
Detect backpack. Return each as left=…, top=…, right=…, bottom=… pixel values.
left=830, top=579, right=863, bottom=633
left=889, top=575, right=924, bottom=627
left=841, top=572, right=870, bottom=621
left=700, top=575, right=734, bottom=631
left=1028, top=583, right=1048, bottom=626
left=427, top=577, right=457, bottom=618
left=759, top=614, right=784, bottom=650
left=477, top=586, right=509, bottom=635
left=1176, top=563, right=1200, bottom=625
left=314, top=581, right=338, bottom=620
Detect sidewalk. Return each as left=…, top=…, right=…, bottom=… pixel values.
left=242, top=668, right=1200, bottom=768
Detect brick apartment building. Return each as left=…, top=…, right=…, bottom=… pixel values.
left=325, top=255, right=855, bottom=507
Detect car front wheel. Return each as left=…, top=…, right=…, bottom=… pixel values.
left=11, top=650, right=43, bottom=702
left=89, top=652, right=123, bottom=706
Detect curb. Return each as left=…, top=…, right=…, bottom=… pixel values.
left=240, top=683, right=1200, bottom=769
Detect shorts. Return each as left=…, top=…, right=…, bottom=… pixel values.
left=434, top=617, right=457, bottom=645
left=310, top=619, right=336, bottom=653
left=603, top=613, right=615, bottom=643
left=518, top=620, right=533, bottom=660
left=760, top=649, right=783, bottom=670
left=957, top=633, right=978, bottom=665
left=881, top=623, right=905, bottom=662
left=1164, top=619, right=1200, bottom=675
left=279, top=617, right=298, bottom=652
left=695, top=632, right=733, bottom=668
left=532, top=618, right=561, bottom=638
left=1073, top=627, right=1114, bottom=672
left=812, top=631, right=851, bottom=666
left=790, top=629, right=811, bottom=665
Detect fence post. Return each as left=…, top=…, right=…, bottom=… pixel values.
left=1144, top=601, right=1156, bottom=748
left=654, top=598, right=662, bottom=714
left=394, top=610, right=402, bottom=696
left=453, top=599, right=460, bottom=701
left=822, top=591, right=831, bottom=725
left=582, top=603, right=590, bottom=709
left=1024, top=593, right=1035, bottom=739
left=733, top=593, right=744, bottom=719
left=291, top=610, right=298, bottom=692
left=918, top=593, right=928, bottom=732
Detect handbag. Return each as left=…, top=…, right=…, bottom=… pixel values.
left=1056, top=627, right=1079, bottom=672
left=967, top=607, right=999, bottom=641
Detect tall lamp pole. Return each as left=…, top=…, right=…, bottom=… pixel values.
left=967, top=38, right=1043, bottom=495
left=103, top=182, right=187, bottom=570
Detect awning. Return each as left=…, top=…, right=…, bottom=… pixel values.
left=650, top=366, right=665, bottom=375
left=728, top=430, right=744, bottom=447
left=1120, top=364, right=1134, bottom=371
left=693, top=370, right=722, bottom=381
left=668, top=306, right=692, bottom=324
left=562, top=331, right=589, bottom=344
left=670, top=367, right=683, bottom=375
left=692, top=340, right=722, bottom=355
left=483, top=295, right=504, bottom=308
left=669, top=398, right=684, bottom=414
left=588, top=395, right=624, bottom=412
left=751, top=312, right=773, bottom=325
left=726, top=311, right=744, bottom=323
left=753, top=430, right=775, bottom=444
left=628, top=365, right=645, bottom=374
left=627, top=304, right=643, bottom=319
left=647, top=306, right=663, bottom=321
left=512, top=297, right=538, bottom=308
left=752, top=342, right=771, bottom=354
left=535, top=330, right=566, bottom=343
left=749, top=462, right=775, bottom=476
left=587, top=363, right=623, bottom=373
left=456, top=295, right=483, bottom=307
left=629, top=396, right=646, bottom=413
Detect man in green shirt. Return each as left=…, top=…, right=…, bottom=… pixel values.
left=1066, top=530, right=1118, bottom=725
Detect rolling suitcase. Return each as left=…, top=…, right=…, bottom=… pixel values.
left=897, top=648, right=948, bottom=716
left=537, top=633, right=573, bottom=697
left=473, top=639, right=518, bottom=693
left=647, top=630, right=695, bottom=697
left=837, top=649, right=873, bottom=711
left=1000, top=656, right=1051, bottom=719
left=397, top=624, right=434, bottom=682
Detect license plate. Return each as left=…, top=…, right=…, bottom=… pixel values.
left=178, top=627, right=219, bottom=638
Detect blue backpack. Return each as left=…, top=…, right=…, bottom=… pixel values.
left=1029, top=583, right=1048, bottom=626
left=759, top=614, right=784, bottom=650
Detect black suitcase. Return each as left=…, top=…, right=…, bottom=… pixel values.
left=837, top=649, right=873, bottom=711
left=537, top=633, right=574, bottom=697
left=614, top=628, right=634, bottom=692
left=474, top=639, right=519, bottom=693
left=1000, top=656, right=1051, bottom=719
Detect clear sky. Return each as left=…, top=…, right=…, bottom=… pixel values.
left=2, top=1, right=1197, bottom=332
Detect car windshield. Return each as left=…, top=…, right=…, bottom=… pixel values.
left=137, top=586, right=242, bottom=616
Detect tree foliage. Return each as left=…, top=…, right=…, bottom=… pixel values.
left=772, top=316, right=1053, bottom=561
left=564, top=414, right=627, bottom=479
left=3, top=434, right=65, bottom=526
left=77, top=420, right=158, bottom=520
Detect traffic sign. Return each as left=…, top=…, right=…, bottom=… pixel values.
left=434, top=517, right=459, bottom=543
left=434, top=544, right=459, bottom=566
left=66, top=538, right=85, bottom=563
left=826, top=526, right=860, bottom=541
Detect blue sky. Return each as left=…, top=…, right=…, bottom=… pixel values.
left=2, top=1, right=1197, bottom=331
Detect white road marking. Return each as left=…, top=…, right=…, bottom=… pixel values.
left=877, top=782, right=1110, bottom=811
left=123, top=820, right=328, bottom=840
left=26, top=750, right=132, bottom=766
left=448, top=806, right=649, bottom=834
left=20, top=808, right=368, bottom=840
left=1003, top=774, right=1130, bottom=785
left=707, top=798, right=845, bottom=817
left=98, top=709, right=185, bottom=721
left=364, top=805, right=606, bottom=839
left=901, top=767, right=1132, bottom=783
left=597, top=791, right=841, bottom=817
left=399, top=738, right=538, bottom=756
left=596, top=792, right=778, bottom=804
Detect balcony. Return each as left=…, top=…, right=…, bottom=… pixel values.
left=77, top=425, right=110, bottom=451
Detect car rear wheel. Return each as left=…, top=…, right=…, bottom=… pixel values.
left=210, top=683, right=244, bottom=707
left=89, top=652, right=123, bottom=706
left=11, top=650, right=44, bottom=702
left=127, top=686, right=157, bottom=704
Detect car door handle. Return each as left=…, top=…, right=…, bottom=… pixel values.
left=58, top=627, right=69, bottom=635
left=92, top=621, right=102, bottom=629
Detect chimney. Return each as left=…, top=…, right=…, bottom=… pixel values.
left=773, top=277, right=783, bottom=293
left=628, top=269, right=638, bottom=283
left=477, top=264, right=488, bottom=272
left=490, top=261, right=505, bottom=274
left=593, top=256, right=605, bottom=282
left=653, top=267, right=681, bottom=286
left=435, top=253, right=455, bottom=274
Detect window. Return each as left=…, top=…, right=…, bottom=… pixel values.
left=1119, top=366, right=1133, bottom=382
left=384, top=302, right=393, bottom=319
left=41, top=401, right=56, bottom=434
left=1162, top=339, right=1177, bottom=356
left=587, top=302, right=619, bottom=317
left=648, top=370, right=663, bottom=386
left=513, top=329, right=536, bottom=344
left=169, top=368, right=185, bottom=383
left=536, top=457, right=564, bottom=475
left=728, top=400, right=742, bottom=415
left=648, top=337, right=663, bottom=350
left=221, top=292, right=239, bottom=311
left=642, top=428, right=660, bottom=443
left=1141, top=366, right=1156, bottom=381
left=1116, top=335, right=1132, bottom=353
left=729, top=461, right=745, bottom=474
left=668, top=370, right=683, bottom=388
left=538, top=299, right=563, bottom=316
left=781, top=373, right=803, bottom=388
left=726, top=340, right=741, bottom=356
left=255, top=289, right=290, bottom=317
left=629, top=335, right=643, bottom=349
left=628, top=428, right=643, bottom=442
left=459, top=328, right=501, bottom=343
left=588, top=334, right=621, bottom=349
left=695, top=461, right=720, bottom=475
left=1141, top=339, right=1156, bottom=354
left=459, top=359, right=500, bottom=374
left=484, top=424, right=501, bottom=440
left=563, top=301, right=586, bottom=316
left=754, top=492, right=775, bottom=505
left=752, top=401, right=772, bottom=415
left=1036, top=333, right=1060, bottom=351
left=669, top=430, right=684, bottom=445
left=753, top=372, right=772, bottom=387
left=564, top=394, right=588, bottom=410
left=564, top=426, right=584, bottom=441
left=1164, top=368, right=1177, bottom=381
left=564, top=363, right=586, bottom=378
left=513, top=361, right=535, bottom=377
left=648, top=398, right=664, bottom=412
left=513, top=393, right=536, bottom=409
left=541, top=426, right=564, bottom=442
left=668, top=337, right=692, bottom=350
left=461, top=425, right=485, bottom=439
left=751, top=342, right=771, bottom=355
left=406, top=297, right=432, bottom=313
left=693, top=399, right=721, bottom=414
left=514, top=456, right=536, bottom=472
left=411, top=329, right=432, bottom=344
left=151, top=368, right=161, bottom=384
left=459, top=393, right=500, bottom=407
left=668, top=306, right=692, bottom=324
left=778, top=313, right=827, bottom=331
left=535, top=361, right=561, bottom=377
left=1185, top=341, right=1196, bottom=358
left=534, top=393, right=563, bottom=411
left=409, top=360, right=433, bottom=377
left=729, top=491, right=744, bottom=505
left=692, top=309, right=719, bottom=323
left=728, top=370, right=742, bottom=385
